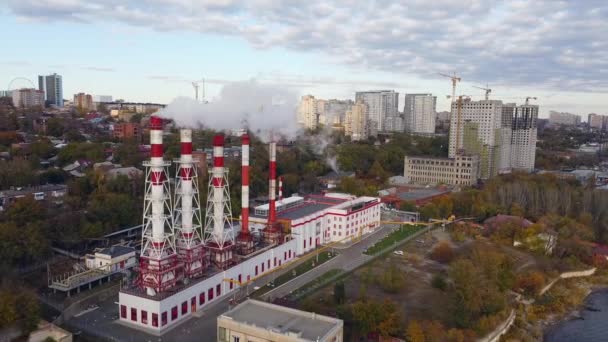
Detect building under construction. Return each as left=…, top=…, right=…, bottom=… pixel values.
left=118, top=116, right=381, bottom=334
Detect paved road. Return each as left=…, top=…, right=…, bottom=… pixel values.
left=66, top=212, right=402, bottom=342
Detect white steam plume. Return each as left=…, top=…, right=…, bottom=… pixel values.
left=159, top=79, right=298, bottom=140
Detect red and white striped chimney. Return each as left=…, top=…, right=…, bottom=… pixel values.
left=212, top=135, right=225, bottom=238
left=268, top=141, right=277, bottom=224
left=149, top=116, right=166, bottom=248
left=241, top=134, right=250, bottom=237
left=278, top=176, right=283, bottom=201
left=179, top=129, right=194, bottom=240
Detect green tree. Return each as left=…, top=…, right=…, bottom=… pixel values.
left=400, top=201, right=417, bottom=212
left=46, top=117, right=64, bottom=137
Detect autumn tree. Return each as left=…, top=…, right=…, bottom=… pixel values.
left=516, top=271, right=545, bottom=296
left=406, top=320, right=425, bottom=342
left=430, top=241, right=454, bottom=264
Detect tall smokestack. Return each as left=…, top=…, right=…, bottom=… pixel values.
left=175, top=128, right=205, bottom=278
left=241, top=134, right=250, bottom=237
left=278, top=176, right=283, bottom=201
left=212, top=135, right=225, bottom=237
left=139, top=115, right=179, bottom=296
left=179, top=129, right=194, bottom=238
left=268, top=141, right=277, bottom=224
left=150, top=116, right=165, bottom=248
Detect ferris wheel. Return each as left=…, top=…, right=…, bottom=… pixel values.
left=8, top=77, right=35, bottom=91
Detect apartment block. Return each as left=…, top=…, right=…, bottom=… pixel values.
left=74, top=93, right=94, bottom=111
left=403, top=155, right=480, bottom=186
left=549, top=111, right=581, bottom=126
left=355, top=90, right=398, bottom=132
left=11, top=88, right=45, bottom=108
left=113, top=123, right=141, bottom=141
left=38, top=73, right=63, bottom=107
left=344, top=100, right=368, bottom=141
left=404, top=93, right=436, bottom=134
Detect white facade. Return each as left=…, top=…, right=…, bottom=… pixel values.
left=12, top=88, right=45, bottom=108
left=85, top=247, right=137, bottom=273
left=118, top=240, right=297, bottom=334
left=250, top=195, right=381, bottom=255
left=404, top=155, right=480, bottom=186
left=355, top=90, right=398, bottom=132
left=404, top=94, right=436, bottom=134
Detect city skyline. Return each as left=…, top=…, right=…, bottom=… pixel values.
left=1, top=1, right=607, bottom=117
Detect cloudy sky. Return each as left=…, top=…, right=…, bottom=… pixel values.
left=1, top=0, right=606, bottom=116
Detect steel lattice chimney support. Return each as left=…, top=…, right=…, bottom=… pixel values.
left=139, top=115, right=179, bottom=296
left=175, top=128, right=206, bottom=278
left=241, top=134, right=250, bottom=237
left=268, top=141, right=277, bottom=224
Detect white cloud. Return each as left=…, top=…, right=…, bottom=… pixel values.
left=4, top=0, right=608, bottom=92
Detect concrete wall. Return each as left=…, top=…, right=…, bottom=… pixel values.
left=539, top=267, right=596, bottom=296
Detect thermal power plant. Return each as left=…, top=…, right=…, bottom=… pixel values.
left=237, top=133, right=255, bottom=255
left=203, top=135, right=236, bottom=270
left=118, top=123, right=382, bottom=335
left=174, top=129, right=206, bottom=279
left=138, top=116, right=180, bottom=296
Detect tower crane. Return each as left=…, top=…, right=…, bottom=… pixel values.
left=192, top=78, right=206, bottom=103
left=473, top=85, right=492, bottom=100
left=439, top=72, right=461, bottom=103
left=525, top=96, right=537, bottom=105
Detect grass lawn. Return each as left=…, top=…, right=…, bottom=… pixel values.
left=253, top=251, right=335, bottom=297
left=363, top=224, right=425, bottom=255
left=287, top=269, right=344, bottom=300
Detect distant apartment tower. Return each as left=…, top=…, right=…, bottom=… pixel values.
left=549, top=111, right=581, bottom=126
left=404, top=155, right=480, bottom=186
left=355, top=90, right=398, bottom=132
left=73, top=93, right=94, bottom=111
left=95, top=95, right=113, bottom=102
left=404, top=93, right=437, bottom=134
left=38, top=73, right=63, bottom=107
left=344, top=100, right=368, bottom=141
left=588, top=113, right=607, bottom=130
left=504, top=103, right=538, bottom=171
left=449, top=99, right=510, bottom=179
left=297, top=95, right=318, bottom=130
left=11, top=88, right=45, bottom=108
left=326, top=99, right=353, bottom=124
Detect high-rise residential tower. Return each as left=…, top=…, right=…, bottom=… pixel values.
left=297, top=95, right=318, bottom=130
left=344, top=100, right=368, bottom=141
left=404, top=93, right=436, bottom=134
left=355, top=90, right=398, bottom=133
left=38, top=73, right=63, bottom=107
left=504, top=103, right=538, bottom=171
left=449, top=99, right=508, bottom=179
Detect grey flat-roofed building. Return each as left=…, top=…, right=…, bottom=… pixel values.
left=218, top=299, right=343, bottom=342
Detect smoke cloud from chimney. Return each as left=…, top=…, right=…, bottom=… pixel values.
left=159, top=79, right=298, bottom=140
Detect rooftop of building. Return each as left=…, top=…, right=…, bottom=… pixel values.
left=378, top=185, right=451, bottom=201
left=252, top=194, right=349, bottom=221
left=0, top=184, right=67, bottom=197
left=97, top=245, right=136, bottom=258
left=219, top=299, right=342, bottom=341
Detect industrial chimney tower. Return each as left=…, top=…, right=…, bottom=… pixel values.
left=174, top=129, right=206, bottom=279
left=263, top=141, right=283, bottom=245
left=237, top=133, right=254, bottom=254
left=203, top=135, right=235, bottom=269
left=139, top=116, right=180, bottom=296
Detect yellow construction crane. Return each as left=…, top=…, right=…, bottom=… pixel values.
left=473, top=85, right=492, bottom=100
left=439, top=72, right=461, bottom=103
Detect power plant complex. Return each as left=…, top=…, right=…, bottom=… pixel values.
left=118, top=116, right=381, bottom=334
